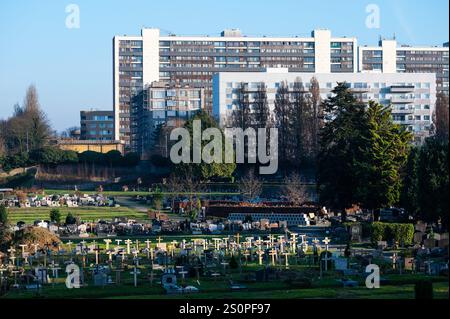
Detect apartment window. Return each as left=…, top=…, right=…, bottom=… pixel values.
left=152, top=90, right=165, bottom=99
left=326, top=82, right=332, bottom=89
left=424, top=115, right=430, bottom=121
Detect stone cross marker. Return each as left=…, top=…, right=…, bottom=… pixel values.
left=124, top=239, right=132, bottom=254
left=130, top=266, right=141, bottom=287
left=103, top=239, right=112, bottom=251
left=269, top=249, right=277, bottom=266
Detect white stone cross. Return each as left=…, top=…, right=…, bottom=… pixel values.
left=322, top=237, right=330, bottom=251
left=269, top=249, right=277, bottom=266
left=130, top=266, right=140, bottom=287
left=124, top=239, right=132, bottom=254
left=103, top=239, right=112, bottom=251
left=290, top=233, right=298, bottom=254
left=19, top=245, right=27, bottom=257
left=115, top=239, right=123, bottom=248
left=145, top=239, right=151, bottom=250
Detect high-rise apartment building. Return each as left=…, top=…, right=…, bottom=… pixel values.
left=138, top=82, right=205, bottom=157
left=80, top=110, right=115, bottom=141
left=359, top=39, right=449, bottom=95
left=114, top=28, right=358, bottom=152
left=213, top=69, right=436, bottom=143
left=114, top=28, right=448, bottom=152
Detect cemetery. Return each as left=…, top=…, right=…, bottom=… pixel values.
left=0, top=229, right=448, bottom=299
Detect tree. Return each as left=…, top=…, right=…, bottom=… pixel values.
left=284, top=172, right=308, bottom=205
left=353, top=101, right=412, bottom=210
left=0, top=205, right=8, bottom=226
left=400, top=147, right=420, bottom=217
left=152, top=188, right=164, bottom=211
left=274, top=81, right=294, bottom=164
left=317, top=82, right=368, bottom=214
left=65, top=213, right=77, bottom=225
left=231, top=83, right=252, bottom=129
left=165, top=174, right=183, bottom=211
left=175, top=110, right=236, bottom=180
left=433, top=93, right=449, bottom=142
left=291, top=77, right=313, bottom=165
left=239, top=170, right=263, bottom=202
left=310, top=77, right=322, bottom=161
left=49, top=209, right=61, bottom=224
left=252, top=83, right=271, bottom=129
left=416, top=137, right=449, bottom=226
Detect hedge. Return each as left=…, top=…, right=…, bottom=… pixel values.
left=371, top=222, right=414, bottom=245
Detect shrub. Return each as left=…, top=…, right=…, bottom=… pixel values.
left=371, top=222, right=414, bottom=245
left=49, top=209, right=61, bottom=224
left=0, top=205, right=8, bottom=225
left=65, top=213, right=77, bottom=225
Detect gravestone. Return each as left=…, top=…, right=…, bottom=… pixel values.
left=93, top=271, right=107, bottom=286
left=415, top=222, right=427, bottom=233
left=377, top=241, right=387, bottom=250
left=349, top=224, right=363, bottom=242
left=438, top=239, right=449, bottom=248
left=414, top=232, right=424, bottom=245
left=423, top=238, right=436, bottom=249
left=334, top=258, right=348, bottom=271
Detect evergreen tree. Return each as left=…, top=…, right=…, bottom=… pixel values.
left=354, top=101, right=412, bottom=209
left=0, top=205, right=8, bottom=226
left=317, top=82, right=367, bottom=213
left=417, top=137, right=449, bottom=226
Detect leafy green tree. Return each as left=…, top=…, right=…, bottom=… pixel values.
left=175, top=111, right=236, bottom=180
left=317, top=82, right=368, bottom=213
left=417, top=137, right=449, bottom=226
left=49, top=209, right=61, bottom=224
left=0, top=205, right=8, bottom=225
left=354, top=101, right=412, bottom=209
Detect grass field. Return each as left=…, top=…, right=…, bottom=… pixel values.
left=2, top=273, right=447, bottom=299
left=43, top=189, right=240, bottom=197
left=7, top=206, right=149, bottom=224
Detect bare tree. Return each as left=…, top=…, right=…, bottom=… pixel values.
left=239, top=170, right=263, bottom=202
left=232, top=82, right=252, bottom=129
left=165, top=173, right=183, bottom=211
left=253, top=82, right=270, bottom=129
left=284, top=172, right=308, bottom=206
left=274, top=81, right=293, bottom=164
left=309, top=77, right=322, bottom=160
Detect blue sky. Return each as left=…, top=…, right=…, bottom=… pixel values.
left=0, top=0, right=448, bottom=132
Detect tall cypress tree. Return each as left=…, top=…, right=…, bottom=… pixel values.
left=317, top=82, right=367, bottom=213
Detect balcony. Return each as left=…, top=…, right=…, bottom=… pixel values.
left=390, top=85, right=415, bottom=93
left=391, top=96, right=415, bottom=104
left=350, top=87, right=371, bottom=93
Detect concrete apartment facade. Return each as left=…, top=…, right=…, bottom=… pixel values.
left=113, top=28, right=358, bottom=152
left=213, top=69, right=436, bottom=143
left=359, top=39, right=449, bottom=95
left=113, top=28, right=448, bottom=151
left=80, top=110, right=115, bottom=141
left=138, top=82, right=205, bottom=157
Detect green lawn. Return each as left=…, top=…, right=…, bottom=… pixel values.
left=43, top=189, right=240, bottom=197
left=3, top=277, right=447, bottom=299
left=7, top=206, right=149, bottom=224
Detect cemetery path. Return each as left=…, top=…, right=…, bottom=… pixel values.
left=115, top=197, right=150, bottom=212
